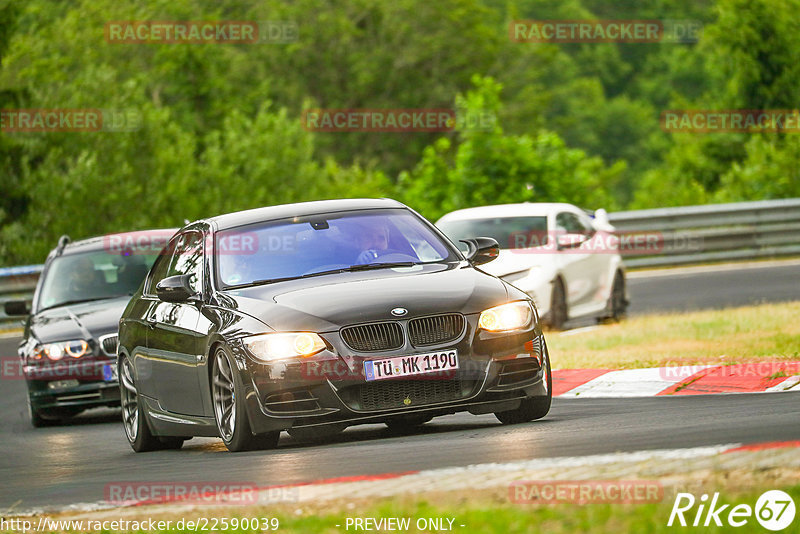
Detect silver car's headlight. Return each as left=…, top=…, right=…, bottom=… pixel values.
left=242, top=332, right=326, bottom=362
left=478, top=301, right=534, bottom=332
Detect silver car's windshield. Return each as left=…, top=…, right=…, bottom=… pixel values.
left=437, top=216, right=549, bottom=250
left=216, top=209, right=459, bottom=288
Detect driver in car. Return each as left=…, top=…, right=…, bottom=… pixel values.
left=355, top=222, right=390, bottom=264
left=66, top=256, right=100, bottom=294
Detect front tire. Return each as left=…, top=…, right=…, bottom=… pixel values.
left=212, top=347, right=279, bottom=452
left=600, top=270, right=627, bottom=323
left=494, top=341, right=552, bottom=424
left=547, top=279, right=567, bottom=330
left=28, top=400, right=58, bottom=428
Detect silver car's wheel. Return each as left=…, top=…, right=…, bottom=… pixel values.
left=213, top=349, right=236, bottom=442
left=120, top=357, right=139, bottom=442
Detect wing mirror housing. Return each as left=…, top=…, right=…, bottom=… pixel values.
left=155, top=274, right=199, bottom=303
left=4, top=300, right=30, bottom=316
left=460, top=237, right=500, bottom=266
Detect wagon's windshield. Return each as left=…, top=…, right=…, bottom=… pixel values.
left=216, top=209, right=459, bottom=288
left=37, top=250, right=158, bottom=311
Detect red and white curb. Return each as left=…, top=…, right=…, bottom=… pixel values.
left=9, top=442, right=800, bottom=516
left=553, top=362, right=800, bottom=398
left=92, top=441, right=800, bottom=510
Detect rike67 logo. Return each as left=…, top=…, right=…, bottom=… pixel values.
left=668, top=490, right=796, bottom=531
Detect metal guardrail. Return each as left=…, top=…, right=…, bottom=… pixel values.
left=607, top=198, right=800, bottom=268
left=0, top=198, right=798, bottom=329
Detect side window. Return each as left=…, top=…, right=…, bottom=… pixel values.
left=145, top=238, right=177, bottom=295
left=166, top=231, right=204, bottom=293
left=556, top=212, right=591, bottom=234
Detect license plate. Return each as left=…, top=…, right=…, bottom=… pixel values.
left=48, top=380, right=79, bottom=390
left=363, top=350, right=458, bottom=381
left=102, top=364, right=118, bottom=382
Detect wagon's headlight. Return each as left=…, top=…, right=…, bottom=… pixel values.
left=243, top=332, right=326, bottom=362
left=32, top=339, right=91, bottom=361
left=478, top=301, right=533, bottom=332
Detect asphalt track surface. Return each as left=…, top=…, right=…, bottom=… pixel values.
left=626, top=260, right=800, bottom=315
left=1, top=262, right=799, bottom=513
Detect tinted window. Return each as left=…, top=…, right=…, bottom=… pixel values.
left=437, top=216, right=549, bottom=250
left=37, top=250, right=158, bottom=311
left=145, top=240, right=175, bottom=295
left=216, top=209, right=456, bottom=287
left=556, top=212, right=591, bottom=234
left=166, top=231, right=204, bottom=293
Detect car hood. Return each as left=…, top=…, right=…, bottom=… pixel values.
left=30, top=296, right=131, bottom=344
left=478, top=249, right=549, bottom=278
left=222, top=263, right=511, bottom=332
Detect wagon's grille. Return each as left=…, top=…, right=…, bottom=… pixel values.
left=341, top=322, right=404, bottom=352
left=99, top=334, right=118, bottom=357
left=408, top=314, right=465, bottom=347
left=340, top=379, right=475, bottom=411
left=497, top=359, right=541, bottom=386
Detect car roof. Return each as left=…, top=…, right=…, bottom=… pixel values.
left=56, top=228, right=178, bottom=256
left=205, top=198, right=407, bottom=231
left=437, top=203, right=580, bottom=222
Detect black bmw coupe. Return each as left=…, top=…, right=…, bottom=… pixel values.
left=117, top=199, right=552, bottom=452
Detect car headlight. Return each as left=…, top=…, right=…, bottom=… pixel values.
left=32, top=340, right=90, bottom=361
left=243, top=332, right=327, bottom=362
left=478, top=301, right=533, bottom=332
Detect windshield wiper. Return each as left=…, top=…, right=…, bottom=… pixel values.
left=345, top=261, right=417, bottom=271
left=38, top=296, right=114, bottom=313
left=234, top=262, right=421, bottom=288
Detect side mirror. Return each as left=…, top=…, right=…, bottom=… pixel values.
left=556, top=233, right=589, bottom=250
left=4, top=300, right=30, bottom=316
left=155, top=274, right=198, bottom=303
left=460, top=237, right=500, bottom=266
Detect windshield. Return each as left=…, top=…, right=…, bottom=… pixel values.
left=216, top=209, right=458, bottom=287
left=437, top=216, right=549, bottom=250
left=37, top=250, right=158, bottom=311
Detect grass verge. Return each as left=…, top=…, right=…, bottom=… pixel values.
left=548, top=301, right=800, bottom=370
left=23, top=475, right=799, bottom=534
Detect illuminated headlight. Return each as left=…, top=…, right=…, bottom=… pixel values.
left=478, top=301, right=534, bottom=332
left=243, top=332, right=326, bottom=362
left=32, top=340, right=90, bottom=361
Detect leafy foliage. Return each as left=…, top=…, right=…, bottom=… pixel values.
left=0, top=0, right=797, bottom=264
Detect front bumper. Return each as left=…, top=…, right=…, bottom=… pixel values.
left=234, top=314, right=547, bottom=434
left=25, top=358, right=121, bottom=411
